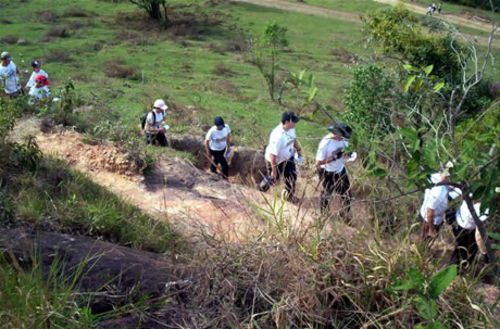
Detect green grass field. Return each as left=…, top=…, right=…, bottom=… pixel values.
left=0, top=0, right=497, bottom=157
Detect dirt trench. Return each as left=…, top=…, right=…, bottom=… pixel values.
left=29, top=127, right=320, bottom=241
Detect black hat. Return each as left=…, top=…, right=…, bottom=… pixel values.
left=328, top=122, right=352, bottom=139
left=214, top=116, right=225, bottom=127
left=31, top=59, right=41, bottom=68
left=281, top=111, right=300, bottom=123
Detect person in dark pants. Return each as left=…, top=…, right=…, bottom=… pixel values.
left=315, top=122, right=354, bottom=219
left=144, top=99, right=169, bottom=147
left=205, top=116, right=231, bottom=179
left=258, top=111, right=302, bottom=204
left=451, top=201, right=489, bottom=268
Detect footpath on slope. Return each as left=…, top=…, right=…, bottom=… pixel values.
left=231, top=0, right=498, bottom=48
left=13, top=118, right=331, bottom=242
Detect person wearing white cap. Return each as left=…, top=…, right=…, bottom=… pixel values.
left=315, top=122, right=355, bottom=219
left=0, top=51, right=22, bottom=97
left=144, top=99, right=169, bottom=146
left=205, top=116, right=231, bottom=179
left=451, top=201, right=489, bottom=266
left=257, top=111, right=302, bottom=204
left=26, top=59, right=48, bottom=92
left=419, top=171, right=451, bottom=239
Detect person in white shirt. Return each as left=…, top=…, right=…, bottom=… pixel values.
left=205, top=116, right=231, bottom=179
left=451, top=200, right=489, bottom=265
left=419, top=171, right=451, bottom=239
left=258, top=111, right=302, bottom=204
left=28, top=74, right=51, bottom=104
left=0, top=51, right=21, bottom=97
left=144, top=99, right=168, bottom=146
left=315, top=122, right=353, bottom=218
left=26, top=60, right=48, bottom=92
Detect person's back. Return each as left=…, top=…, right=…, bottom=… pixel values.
left=0, top=52, right=21, bottom=96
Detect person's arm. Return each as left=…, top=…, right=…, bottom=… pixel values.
left=270, top=153, right=278, bottom=180
left=426, top=208, right=438, bottom=238
left=226, top=133, right=231, bottom=150
left=293, top=139, right=301, bottom=157
left=205, top=139, right=211, bottom=158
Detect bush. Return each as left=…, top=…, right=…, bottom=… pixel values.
left=1, top=35, right=19, bottom=44
left=104, top=60, right=140, bottom=80
left=45, top=26, right=70, bottom=38
left=62, top=7, right=93, bottom=17
left=44, top=49, right=73, bottom=63
left=36, top=10, right=57, bottom=23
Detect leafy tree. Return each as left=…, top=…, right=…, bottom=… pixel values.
left=129, top=0, right=169, bottom=24
left=278, top=69, right=318, bottom=116
left=343, top=64, right=394, bottom=135
left=358, top=4, right=499, bottom=271
left=249, top=22, right=289, bottom=101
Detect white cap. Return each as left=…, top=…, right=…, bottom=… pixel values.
left=1, top=51, right=11, bottom=60
left=153, top=99, right=168, bottom=111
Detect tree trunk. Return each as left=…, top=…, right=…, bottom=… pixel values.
left=149, top=3, right=162, bottom=20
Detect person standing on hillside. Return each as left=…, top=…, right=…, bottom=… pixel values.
left=144, top=99, right=169, bottom=146
left=28, top=74, right=50, bottom=104
left=315, top=122, right=354, bottom=220
left=257, top=111, right=302, bottom=204
left=0, top=51, right=22, bottom=97
left=26, top=60, right=48, bottom=92
left=451, top=200, right=489, bottom=266
left=205, top=116, right=231, bottom=180
left=419, top=171, right=451, bottom=239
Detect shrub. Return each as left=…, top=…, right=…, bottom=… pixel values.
left=1, top=35, right=19, bottom=44
left=45, top=26, right=69, bottom=38
left=62, top=7, right=93, bottom=17
left=44, top=49, right=73, bottom=63
left=212, top=62, right=234, bottom=77
left=104, top=60, right=140, bottom=80
left=36, top=10, right=57, bottom=23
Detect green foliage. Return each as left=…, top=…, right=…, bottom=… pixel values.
left=343, top=63, right=394, bottom=133
left=364, top=5, right=466, bottom=82
left=395, top=265, right=457, bottom=327
left=279, top=69, right=318, bottom=115
left=249, top=22, right=289, bottom=101
left=0, top=252, right=99, bottom=328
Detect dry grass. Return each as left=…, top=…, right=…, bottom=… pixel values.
left=45, top=26, right=70, bottom=38
left=44, top=49, right=73, bottom=63
left=1, top=35, right=18, bottom=45
left=331, top=47, right=359, bottom=64
left=62, top=7, right=93, bottom=17
left=104, top=60, right=140, bottom=80
left=213, top=62, right=235, bottom=77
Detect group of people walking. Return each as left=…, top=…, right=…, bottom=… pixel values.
left=419, top=170, right=490, bottom=267
left=144, top=106, right=355, bottom=217
left=0, top=51, right=51, bottom=103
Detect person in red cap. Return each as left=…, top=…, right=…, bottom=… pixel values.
left=28, top=74, right=50, bottom=104
left=26, top=59, right=48, bottom=92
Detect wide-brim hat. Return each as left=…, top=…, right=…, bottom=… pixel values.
left=328, top=122, right=352, bottom=139
left=153, top=99, right=168, bottom=111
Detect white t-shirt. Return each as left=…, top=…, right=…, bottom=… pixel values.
left=316, top=134, right=348, bottom=173
left=265, top=124, right=296, bottom=164
left=420, top=186, right=449, bottom=225
left=146, top=110, right=165, bottom=132
left=456, top=202, right=488, bottom=230
left=28, top=85, right=50, bottom=101
left=205, top=124, right=231, bottom=151
left=0, top=61, right=20, bottom=94
left=26, top=69, right=48, bottom=89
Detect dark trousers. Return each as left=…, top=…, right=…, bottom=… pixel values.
left=318, top=168, right=351, bottom=216
left=451, top=226, right=478, bottom=267
left=265, top=158, right=297, bottom=197
left=210, top=149, right=228, bottom=179
left=146, top=132, right=167, bottom=147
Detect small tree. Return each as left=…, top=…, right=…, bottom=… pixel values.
left=129, top=0, right=169, bottom=25
left=249, top=22, right=288, bottom=101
